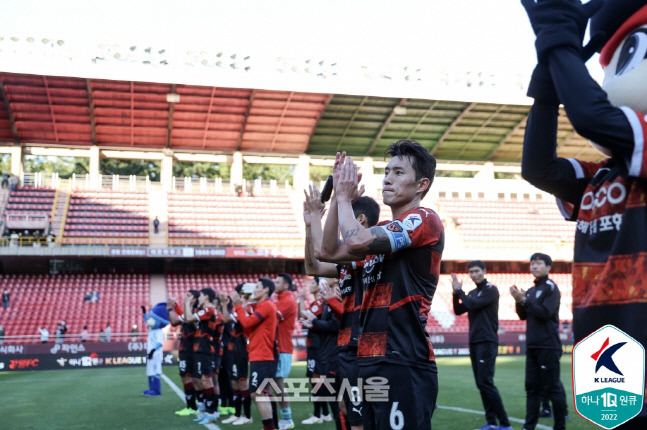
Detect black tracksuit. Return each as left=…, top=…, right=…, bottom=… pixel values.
left=515, top=275, right=566, bottom=430
left=454, top=279, right=510, bottom=427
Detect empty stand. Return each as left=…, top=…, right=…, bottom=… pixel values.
left=3, top=187, right=55, bottom=216
left=166, top=192, right=303, bottom=248
left=436, top=197, right=575, bottom=250
left=0, top=273, right=150, bottom=341
left=62, top=190, right=150, bottom=245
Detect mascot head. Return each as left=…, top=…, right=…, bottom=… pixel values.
left=146, top=302, right=169, bottom=329
left=591, top=0, right=647, bottom=113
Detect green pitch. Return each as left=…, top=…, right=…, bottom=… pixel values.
left=0, top=356, right=600, bottom=429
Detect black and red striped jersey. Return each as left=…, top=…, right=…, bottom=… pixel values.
left=336, top=261, right=364, bottom=349
left=228, top=320, right=248, bottom=357
left=358, top=207, right=444, bottom=369
left=305, top=297, right=324, bottom=350
left=174, top=301, right=196, bottom=352
left=192, top=305, right=218, bottom=354
left=553, top=110, right=647, bottom=346
left=210, top=312, right=225, bottom=357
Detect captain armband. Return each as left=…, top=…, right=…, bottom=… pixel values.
left=378, top=220, right=412, bottom=252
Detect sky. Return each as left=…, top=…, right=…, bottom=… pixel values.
left=0, top=0, right=604, bottom=105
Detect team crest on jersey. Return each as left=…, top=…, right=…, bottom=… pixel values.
left=386, top=222, right=403, bottom=232
left=311, top=305, right=319, bottom=313
left=198, top=310, right=205, bottom=316
left=403, top=213, right=422, bottom=231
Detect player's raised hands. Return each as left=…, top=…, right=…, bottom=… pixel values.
left=450, top=273, right=463, bottom=292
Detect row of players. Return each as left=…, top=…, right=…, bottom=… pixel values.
left=165, top=140, right=444, bottom=430
left=163, top=140, right=571, bottom=430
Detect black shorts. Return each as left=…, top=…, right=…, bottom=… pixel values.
left=249, top=360, right=278, bottom=394
left=193, top=352, right=214, bottom=379
left=229, top=349, right=249, bottom=381
left=358, top=362, right=438, bottom=430
left=337, top=349, right=362, bottom=426
left=211, top=354, right=222, bottom=376
left=178, top=349, right=195, bottom=378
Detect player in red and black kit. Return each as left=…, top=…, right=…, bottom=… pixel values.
left=167, top=290, right=200, bottom=417
left=304, top=183, right=380, bottom=430
left=220, top=285, right=253, bottom=425
left=298, top=277, right=331, bottom=424
left=210, top=298, right=225, bottom=417
left=323, top=141, right=443, bottom=430
left=183, top=287, right=220, bottom=425
left=232, top=278, right=278, bottom=430
left=301, top=278, right=342, bottom=430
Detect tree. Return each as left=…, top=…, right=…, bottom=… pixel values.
left=243, top=163, right=294, bottom=184
left=100, top=159, right=160, bottom=180
left=172, top=161, right=230, bottom=179
left=23, top=156, right=89, bottom=179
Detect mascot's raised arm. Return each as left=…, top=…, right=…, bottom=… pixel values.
left=141, top=303, right=169, bottom=396
left=520, top=0, right=647, bottom=426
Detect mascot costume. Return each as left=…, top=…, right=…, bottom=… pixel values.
left=520, top=0, right=647, bottom=428
left=141, top=303, right=169, bottom=396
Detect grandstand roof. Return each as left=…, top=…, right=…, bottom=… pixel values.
left=0, top=71, right=603, bottom=163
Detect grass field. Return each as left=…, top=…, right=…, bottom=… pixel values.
left=0, top=356, right=600, bottom=429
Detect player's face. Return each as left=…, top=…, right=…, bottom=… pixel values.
left=309, top=279, right=319, bottom=294
left=274, top=277, right=285, bottom=293
left=602, top=24, right=647, bottom=114
left=530, top=259, right=551, bottom=278
left=468, top=266, right=485, bottom=284
left=382, top=156, right=424, bottom=207
left=254, top=282, right=267, bottom=301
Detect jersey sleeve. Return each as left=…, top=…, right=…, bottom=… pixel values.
left=620, top=107, right=647, bottom=178
left=378, top=208, right=443, bottom=254
left=400, top=208, right=443, bottom=248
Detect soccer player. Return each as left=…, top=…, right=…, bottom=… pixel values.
left=220, top=287, right=253, bottom=425
left=451, top=261, right=512, bottom=430
left=301, top=278, right=342, bottom=430
left=274, top=273, right=297, bottom=430
left=167, top=290, right=200, bottom=416
left=183, top=287, right=220, bottom=425
left=231, top=278, right=278, bottom=430
left=304, top=185, right=380, bottom=430
left=298, top=277, right=331, bottom=425
left=510, top=253, right=566, bottom=430
left=322, top=140, right=444, bottom=430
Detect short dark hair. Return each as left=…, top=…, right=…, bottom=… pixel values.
left=385, top=139, right=437, bottom=198
left=530, top=253, right=553, bottom=267
left=234, top=283, right=244, bottom=294
left=352, top=196, right=380, bottom=227
left=259, top=278, right=275, bottom=296
left=200, top=288, right=216, bottom=303
left=278, top=273, right=295, bottom=291
left=188, top=289, right=200, bottom=300
left=467, top=260, right=486, bottom=271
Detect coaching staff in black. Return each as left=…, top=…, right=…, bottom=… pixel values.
left=452, top=260, right=512, bottom=430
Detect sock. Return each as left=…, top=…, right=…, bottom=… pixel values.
left=262, top=418, right=275, bottom=430
left=281, top=407, right=292, bottom=422
left=214, top=394, right=220, bottom=411
left=184, top=383, right=197, bottom=410
left=242, top=390, right=252, bottom=418
left=197, top=389, right=204, bottom=406
left=233, top=390, right=242, bottom=417
left=204, top=387, right=216, bottom=413
left=341, top=412, right=349, bottom=430
left=314, top=401, right=322, bottom=418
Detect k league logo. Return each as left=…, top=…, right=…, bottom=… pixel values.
left=573, top=325, right=645, bottom=429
